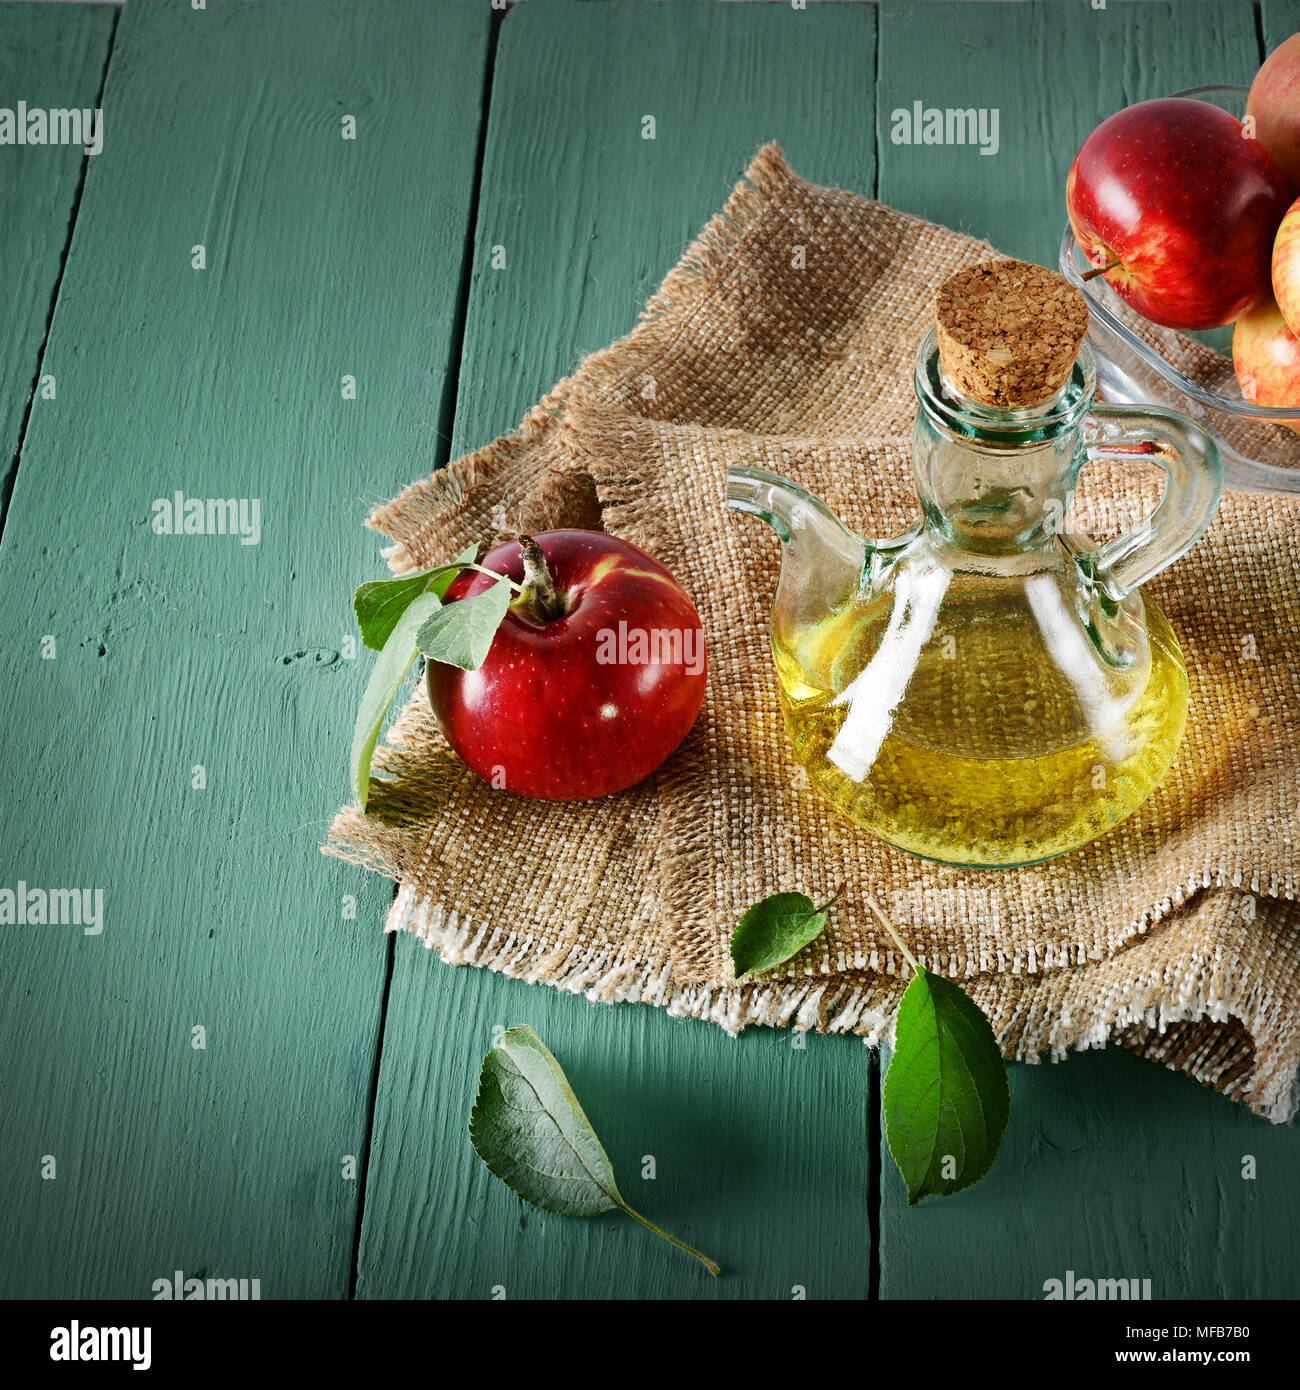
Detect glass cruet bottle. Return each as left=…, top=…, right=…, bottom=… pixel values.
left=726, top=259, right=1223, bottom=869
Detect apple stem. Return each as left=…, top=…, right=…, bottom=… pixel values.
left=518, top=534, right=563, bottom=621
left=1081, top=258, right=1120, bottom=282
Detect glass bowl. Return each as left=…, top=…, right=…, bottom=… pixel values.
left=1058, top=85, right=1300, bottom=495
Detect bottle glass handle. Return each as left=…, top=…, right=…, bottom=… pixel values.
left=1082, top=404, right=1222, bottom=601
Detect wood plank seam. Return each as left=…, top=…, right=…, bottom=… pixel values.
left=348, top=2, right=507, bottom=1300
left=868, top=1050, right=881, bottom=1296
left=868, top=11, right=883, bottom=1296
left=875, top=0, right=1300, bottom=1300
left=429, top=7, right=509, bottom=478
left=1, top=0, right=495, bottom=1300
left=351, top=0, right=881, bottom=1300
left=0, top=4, right=119, bottom=546
left=346, top=927, right=398, bottom=1299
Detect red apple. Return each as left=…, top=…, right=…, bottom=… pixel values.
left=1233, top=297, right=1300, bottom=434
left=1067, top=98, right=1291, bottom=330
left=1248, top=32, right=1300, bottom=197
left=427, top=530, right=707, bottom=800
left=1273, top=196, right=1300, bottom=335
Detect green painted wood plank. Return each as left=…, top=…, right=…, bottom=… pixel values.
left=445, top=0, right=880, bottom=456
left=0, top=0, right=490, bottom=1298
left=878, top=0, right=1264, bottom=264
left=876, top=0, right=1300, bottom=1300
left=356, top=0, right=880, bottom=1300
left=0, top=3, right=114, bottom=514
left=1262, top=0, right=1300, bottom=54
left=879, top=1046, right=1299, bottom=1300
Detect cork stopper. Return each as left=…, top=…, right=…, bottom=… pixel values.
left=935, top=259, right=1089, bottom=409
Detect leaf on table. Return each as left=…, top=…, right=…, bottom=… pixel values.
left=353, top=543, right=478, bottom=651
left=469, top=1024, right=623, bottom=1218
left=350, top=590, right=444, bottom=808
left=469, top=1025, right=720, bottom=1274
left=417, top=574, right=512, bottom=670
left=730, top=890, right=833, bottom=978
left=882, top=970, right=1010, bottom=1206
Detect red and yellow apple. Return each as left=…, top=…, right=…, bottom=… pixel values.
left=1247, top=33, right=1300, bottom=197
left=1067, top=98, right=1291, bottom=330
left=1233, top=297, right=1300, bottom=433
left=1272, top=196, right=1300, bottom=335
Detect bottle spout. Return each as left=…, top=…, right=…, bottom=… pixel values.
left=726, top=466, right=799, bottom=543
left=726, top=464, right=865, bottom=562
left=725, top=465, right=869, bottom=633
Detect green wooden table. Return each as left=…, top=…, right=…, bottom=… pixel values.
left=2, top=0, right=1297, bottom=1301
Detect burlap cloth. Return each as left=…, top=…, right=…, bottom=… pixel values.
left=325, top=144, right=1300, bottom=1121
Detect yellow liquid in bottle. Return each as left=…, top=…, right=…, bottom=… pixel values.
left=774, top=588, right=1188, bottom=868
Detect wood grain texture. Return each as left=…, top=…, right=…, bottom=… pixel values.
left=0, top=2, right=113, bottom=518
left=443, top=0, right=881, bottom=454
left=0, top=0, right=489, bottom=1297
left=5, top=0, right=1296, bottom=1305
left=876, top=0, right=1300, bottom=1300
left=1262, top=0, right=1300, bottom=52
left=355, top=0, right=881, bottom=1300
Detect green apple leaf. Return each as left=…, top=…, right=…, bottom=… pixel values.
left=416, top=575, right=513, bottom=671
left=882, top=970, right=1010, bottom=1206
left=353, top=543, right=478, bottom=651
left=470, top=1025, right=622, bottom=1218
left=730, top=890, right=838, bottom=978
left=350, top=590, right=444, bottom=808
left=469, top=1025, right=720, bottom=1275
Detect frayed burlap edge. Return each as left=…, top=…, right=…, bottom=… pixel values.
left=382, top=881, right=1297, bottom=1121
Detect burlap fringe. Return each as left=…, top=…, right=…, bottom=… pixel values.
left=384, top=880, right=1296, bottom=1122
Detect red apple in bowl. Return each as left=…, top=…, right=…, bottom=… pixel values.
left=427, top=530, right=707, bottom=800
left=1273, top=196, right=1300, bottom=335
left=1233, top=297, right=1300, bottom=434
left=1067, top=98, right=1291, bottom=330
left=1248, top=32, right=1300, bottom=197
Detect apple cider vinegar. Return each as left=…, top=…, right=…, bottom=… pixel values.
left=773, top=588, right=1189, bottom=868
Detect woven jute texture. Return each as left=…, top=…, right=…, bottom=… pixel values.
left=325, top=144, right=1300, bottom=1120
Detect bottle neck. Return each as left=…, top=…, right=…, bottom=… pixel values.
left=911, top=332, right=1096, bottom=557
